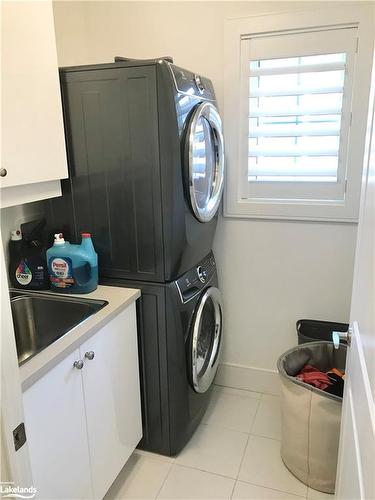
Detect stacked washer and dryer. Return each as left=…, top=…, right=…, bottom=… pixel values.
left=48, top=57, right=225, bottom=456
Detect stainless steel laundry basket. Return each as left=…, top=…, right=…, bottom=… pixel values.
left=277, top=341, right=347, bottom=494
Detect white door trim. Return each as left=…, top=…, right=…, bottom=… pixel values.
left=335, top=43, right=375, bottom=499
left=335, top=323, right=375, bottom=499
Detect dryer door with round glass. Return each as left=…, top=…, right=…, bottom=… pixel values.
left=186, top=102, right=225, bottom=223
left=190, top=286, right=223, bottom=393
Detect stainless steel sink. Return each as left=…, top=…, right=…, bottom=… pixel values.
left=10, top=290, right=108, bottom=366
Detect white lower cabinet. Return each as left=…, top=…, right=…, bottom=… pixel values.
left=22, top=349, right=93, bottom=499
left=22, top=304, right=142, bottom=499
left=80, top=304, right=142, bottom=498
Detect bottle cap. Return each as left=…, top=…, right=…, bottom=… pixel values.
left=81, top=232, right=91, bottom=238
left=10, top=230, right=22, bottom=241
left=54, top=233, right=65, bottom=245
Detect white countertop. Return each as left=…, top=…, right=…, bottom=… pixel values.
left=19, top=285, right=141, bottom=390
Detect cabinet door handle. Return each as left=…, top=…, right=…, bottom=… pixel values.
left=73, top=360, right=84, bottom=369
left=0, top=168, right=7, bottom=177
left=85, top=351, right=95, bottom=360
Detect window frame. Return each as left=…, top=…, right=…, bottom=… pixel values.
left=223, top=6, right=374, bottom=222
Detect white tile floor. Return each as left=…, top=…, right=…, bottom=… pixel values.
left=105, top=385, right=333, bottom=500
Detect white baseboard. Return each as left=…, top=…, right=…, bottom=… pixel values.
left=215, top=362, right=281, bottom=396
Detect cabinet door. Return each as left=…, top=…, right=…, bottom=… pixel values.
left=22, top=349, right=93, bottom=500
left=79, top=304, right=142, bottom=499
left=1, top=1, right=68, bottom=188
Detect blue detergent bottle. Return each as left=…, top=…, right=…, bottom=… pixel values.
left=47, top=233, right=98, bottom=293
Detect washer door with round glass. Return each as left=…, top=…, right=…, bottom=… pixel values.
left=186, top=102, right=225, bottom=223
left=190, top=286, right=223, bottom=393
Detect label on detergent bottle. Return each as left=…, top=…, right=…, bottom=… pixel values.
left=49, top=257, right=75, bottom=289
left=15, top=260, right=32, bottom=286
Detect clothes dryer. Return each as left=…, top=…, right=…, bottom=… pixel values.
left=48, top=57, right=224, bottom=282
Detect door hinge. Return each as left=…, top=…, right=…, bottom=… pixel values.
left=345, top=179, right=348, bottom=193
left=13, top=422, right=27, bottom=451
left=356, top=37, right=359, bottom=53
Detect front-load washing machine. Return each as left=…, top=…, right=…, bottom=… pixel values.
left=104, top=251, right=223, bottom=456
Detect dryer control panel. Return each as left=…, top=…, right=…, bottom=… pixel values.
left=175, top=252, right=216, bottom=303
left=169, top=64, right=215, bottom=101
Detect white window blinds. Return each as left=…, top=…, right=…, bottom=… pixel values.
left=240, top=27, right=357, bottom=202
left=248, top=53, right=346, bottom=182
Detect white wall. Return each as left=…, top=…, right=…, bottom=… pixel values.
left=53, top=1, right=359, bottom=393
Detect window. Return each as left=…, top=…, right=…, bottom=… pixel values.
left=240, top=28, right=356, bottom=205
left=224, top=7, right=374, bottom=221
left=248, top=52, right=346, bottom=184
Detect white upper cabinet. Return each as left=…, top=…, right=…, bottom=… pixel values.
left=1, top=1, right=68, bottom=205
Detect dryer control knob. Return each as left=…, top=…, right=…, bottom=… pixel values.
left=197, top=266, right=207, bottom=283
left=194, top=74, right=205, bottom=94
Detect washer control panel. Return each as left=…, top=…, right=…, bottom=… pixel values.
left=175, top=253, right=216, bottom=303
left=197, top=265, right=208, bottom=283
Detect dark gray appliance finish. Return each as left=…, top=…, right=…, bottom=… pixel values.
left=47, top=59, right=224, bottom=283
left=102, top=251, right=223, bottom=456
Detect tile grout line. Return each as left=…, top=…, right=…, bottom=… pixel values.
left=230, top=394, right=263, bottom=499
left=134, top=449, right=176, bottom=465
left=214, top=383, right=263, bottom=399
left=172, top=461, right=243, bottom=482
left=230, top=432, right=251, bottom=500
left=198, top=421, right=256, bottom=436
left=237, top=478, right=309, bottom=499
left=232, top=395, right=307, bottom=500
left=235, top=439, right=309, bottom=499
left=236, top=454, right=309, bottom=498
left=142, top=387, right=310, bottom=500
left=173, top=461, right=247, bottom=483
left=249, top=392, right=263, bottom=435
left=134, top=389, right=309, bottom=500
left=202, top=385, right=266, bottom=435
left=173, top=390, right=263, bottom=495
left=214, top=384, right=281, bottom=400
left=154, top=460, right=174, bottom=500
left=248, top=433, right=282, bottom=442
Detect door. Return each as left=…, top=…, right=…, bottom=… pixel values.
left=79, top=304, right=142, bottom=499
left=190, top=286, right=223, bottom=393
left=335, top=61, right=375, bottom=499
left=22, top=349, right=93, bottom=499
left=185, top=102, right=225, bottom=222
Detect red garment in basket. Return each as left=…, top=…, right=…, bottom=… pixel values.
left=296, top=364, right=331, bottom=390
